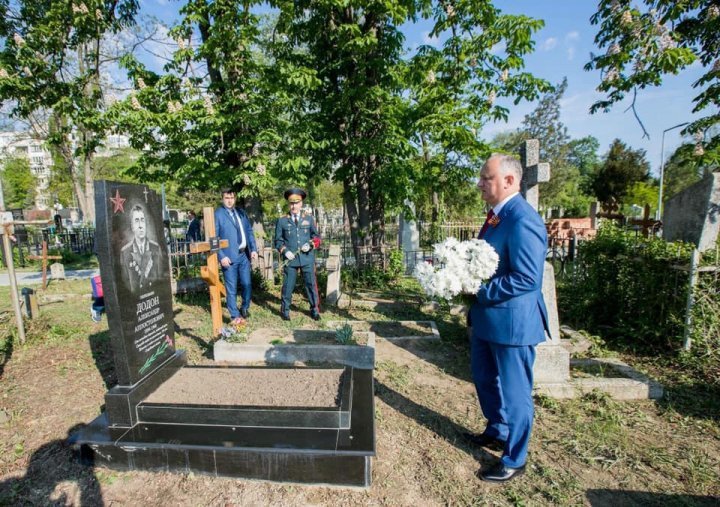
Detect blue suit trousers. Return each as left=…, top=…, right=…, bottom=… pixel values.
left=470, top=338, right=536, bottom=468
left=222, top=254, right=251, bottom=319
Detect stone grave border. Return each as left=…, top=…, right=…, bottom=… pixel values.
left=214, top=330, right=376, bottom=370
left=325, top=320, right=440, bottom=342
left=536, top=357, right=664, bottom=400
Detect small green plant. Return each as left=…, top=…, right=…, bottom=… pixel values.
left=335, top=323, right=354, bottom=345
left=270, top=338, right=284, bottom=345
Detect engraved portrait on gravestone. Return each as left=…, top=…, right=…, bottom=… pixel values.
left=98, top=183, right=175, bottom=385
left=120, top=204, right=162, bottom=294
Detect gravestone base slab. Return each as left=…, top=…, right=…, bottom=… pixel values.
left=534, top=358, right=663, bottom=400
left=534, top=342, right=570, bottom=385
left=73, top=368, right=375, bottom=487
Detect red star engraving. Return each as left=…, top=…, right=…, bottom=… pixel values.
left=109, top=189, right=126, bottom=213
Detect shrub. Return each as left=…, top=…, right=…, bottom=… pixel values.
left=558, top=222, right=694, bottom=352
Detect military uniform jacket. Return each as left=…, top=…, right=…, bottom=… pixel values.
left=120, top=238, right=162, bottom=293
left=274, top=212, right=320, bottom=268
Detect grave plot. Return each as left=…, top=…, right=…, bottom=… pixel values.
left=325, top=320, right=440, bottom=341
left=72, top=181, right=375, bottom=487
left=214, top=327, right=376, bottom=369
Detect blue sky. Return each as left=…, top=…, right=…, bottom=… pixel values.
left=140, top=0, right=704, bottom=176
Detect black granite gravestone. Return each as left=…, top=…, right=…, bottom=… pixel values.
left=96, top=181, right=177, bottom=385
left=73, top=181, right=375, bottom=487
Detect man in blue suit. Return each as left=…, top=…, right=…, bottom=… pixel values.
left=466, top=154, right=550, bottom=483
left=215, top=187, right=258, bottom=324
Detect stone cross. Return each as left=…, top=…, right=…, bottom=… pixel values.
left=519, top=139, right=550, bottom=211
left=189, top=206, right=229, bottom=336
left=28, top=240, right=62, bottom=289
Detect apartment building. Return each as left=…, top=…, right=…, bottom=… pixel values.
left=0, top=130, right=131, bottom=210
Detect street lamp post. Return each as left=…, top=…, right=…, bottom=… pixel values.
left=657, top=121, right=689, bottom=221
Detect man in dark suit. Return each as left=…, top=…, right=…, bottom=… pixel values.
left=274, top=187, right=322, bottom=321
left=185, top=210, right=201, bottom=242
left=466, top=154, right=550, bottom=483
left=215, top=187, right=258, bottom=324
left=120, top=204, right=162, bottom=294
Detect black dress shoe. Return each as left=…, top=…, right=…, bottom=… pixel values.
left=281, top=313, right=291, bottom=321
left=311, top=312, right=321, bottom=321
left=462, top=432, right=506, bottom=450
left=479, top=462, right=526, bottom=483
left=240, top=308, right=250, bottom=319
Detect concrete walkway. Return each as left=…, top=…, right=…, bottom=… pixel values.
left=0, top=269, right=98, bottom=286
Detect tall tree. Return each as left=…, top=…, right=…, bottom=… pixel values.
left=0, top=0, right=140, bottom=224
left=0, top=156, right=35, bottom=208
left=591, top=138, right=650, bottom=206
left=276, top=0, right=550, bottom=248
left=110, top=5, right=311, bottom=237
left=587, top=1, right=719, bottom=163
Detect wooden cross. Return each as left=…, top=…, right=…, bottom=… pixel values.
left=629, top=203, right=661, bottom=238
left=28, top=240, right=62, bottom=289
left=189, top=206, right=229, bottom=337
left=519, top=139, right=551, bottom=212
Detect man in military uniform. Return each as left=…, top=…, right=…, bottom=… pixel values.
left=120, top=204, right=162, bottom=294
left=274, top=188, right=322, bottom=321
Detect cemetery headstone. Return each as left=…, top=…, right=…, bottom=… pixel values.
left=94, top=181, right=179, bottom=387
left=518, top=140, right=570, bottom=385
left=519, top=139, right=550, bottom=211
left=50, top=262, right=65, bottom=280
left=663, top=172, right=720, bottom=252
left=326, top=244, right=342, bottom=305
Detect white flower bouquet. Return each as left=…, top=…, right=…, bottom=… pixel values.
left=414, top=237, right=499, bottom=300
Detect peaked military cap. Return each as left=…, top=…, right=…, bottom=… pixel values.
left=284, top=187, right=307, bottom=203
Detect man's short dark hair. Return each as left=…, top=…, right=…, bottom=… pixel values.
left=221, top=186, right=235, bottom=196
left=131, top=204, right=145, bottom=215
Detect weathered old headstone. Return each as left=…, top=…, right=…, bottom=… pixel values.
left=663, top=172, right=720, bottom=252
left=398, top=199, right=420, bottom=252
left=50, top=262, right=65, bottom=280
left=326, top=244, right=342, bottom=305
left=518, top=140, right=570, bottom=386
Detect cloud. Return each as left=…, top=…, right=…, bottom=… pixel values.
left=490, top=41, right=506, bottom=55
left=565, top=31, right=580, bottom=43
left=422, top=31, right=440, bottom=46
left=567, top=47, right=576, bottom=61
left=541, top=37, right=558, bottom=51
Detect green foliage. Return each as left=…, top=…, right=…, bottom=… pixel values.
left=622, top=181, right=657, bottom=216
left=386, top=249, right=405, bottom=282
left=345, top=249, right=405, bottom=290
left=587, top=1, right=720, bottom=164
left=0, top=0, right=141, bottom=223
left=251, top=267, right=268, bottom=292
left=590, top=139, right=650, bottom=205
left=663, top=142, right=712, bottom=201
left=0, top=157, right=35, bottom=208
left=335, top=323, right=355, bottom=345
left=558, top=222, right=694, bottom=351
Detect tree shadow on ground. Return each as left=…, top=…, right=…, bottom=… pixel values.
left=375, top=379, right=494, bottom=468
left=0, top=330, right=14, bottom=381
left=656, top=381, right=720, bottom=423
left=0, top=424, right=104, bottom=506
left=586, top=489, right=720, bottom=506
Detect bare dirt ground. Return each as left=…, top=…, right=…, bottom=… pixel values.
left=1, top=279, right=719, bottom=506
